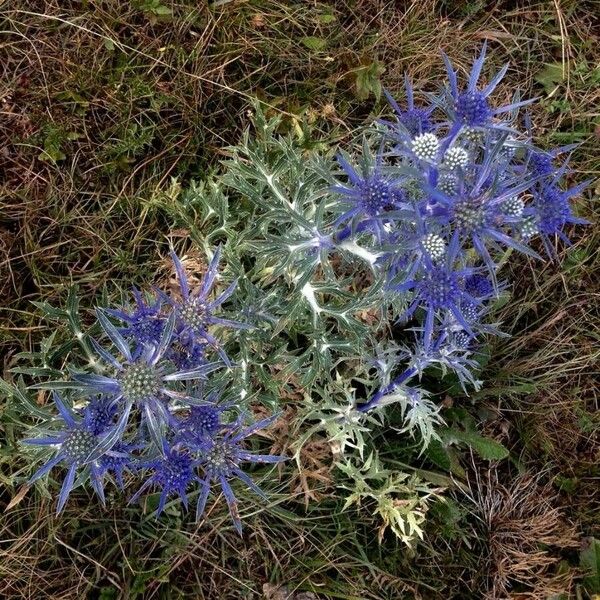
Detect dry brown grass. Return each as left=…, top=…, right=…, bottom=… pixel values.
left=478, top=470, right=580, bottom=599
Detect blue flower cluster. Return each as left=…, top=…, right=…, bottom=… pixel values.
left=24, top=249, right=283, bottom=532
left=331, top=44, right=589, bottom=408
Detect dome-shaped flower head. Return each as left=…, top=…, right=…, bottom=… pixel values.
left=452, top=329, right=473, bottom=349
left=181, top=405, right=221, bottom=437
left=129, top=441, right=198, bottom=516
left=105, top=288, right=165, bottom=348
left=464, top=274, right=494, bottom=299
left=501, top=196, right=525, bottom=218
left=72, top=310, right=222, bottom=449
left=421, top=233, right=446, bottom=262
left=161, top=248, right=251, bottom=366
left=528, top=150, right=555, bottom=177
left=167, top=340, right=208, bottom=371
left=81, top=396, right=118, bottom=435
left=443, top=146, right=470, bottom=170
left=382, top=202, right=449, bottom=284
left=411, top=133, right=440, bottom=162
left=441, top=43, right=535, bottom=132
left=23, top=392, right=131, bottom=513
left=195, top=414, right=285, bottom=535
left=526, top=143, right=578, bottom=179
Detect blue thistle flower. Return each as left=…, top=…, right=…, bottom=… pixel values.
left=383, top=75, right=435, bottom=136
left=380, top=205, right=449, bottom=286
left=441, top=43, right=535, bottom=131
left=525, top=143, right=578, bottom=178
left=195, top=415, right=284, bottom=534
left=23, top=392, right=130, bottom=513
left=161, top=248, right=251, bottom=366
left=532, top=180, right=590, bottom=256
left=459, top=301, right=480, bottom=323
left=129, top=442, right=198, bottom=516
left=332, top=153, right=407, bottom=241
left=452, top=329, right=473, bottom=349
left=166, top=340, right=208, bottom=371
left=528, top=150, right=555, bottom=177
left=81, top=396, right=118, bottom=435
left=98, top=441, right=139, bottom=490
left=429, top=140, right=542, bottom=274
left=456, top=90, right=492, bottom=127
left=464, top=274, right=494, bottom=299
left=334, top=155, right=406, bottom=216
left=106, top=288, right=165, bottom=348
left=391, top=233, right=481, bottom=349
left=175, top=402, right=225, bottom=446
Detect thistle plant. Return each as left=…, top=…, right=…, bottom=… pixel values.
left=16, top=251, right=284, bottom=532
left=218, top=46, right=587, bottom=448
left=9, top=45, right=588, bottom=545
left=218, top=44, right=587, bottom=542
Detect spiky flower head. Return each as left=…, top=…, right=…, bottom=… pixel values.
left=162, top=248, right=251, bottom=365
left=106, top=288, right=164, bottom=348
left=332, top=154, right=406, bottom=221
left=72, top=310, right=221, bottom=449
left=461, top=126, right=485, bottom=143
left=130, top=443, right=198, bottom=516
left=438, top=173, right=459, bottom=196
left=460, top=301, right=480, bottom=323
left=119, top=361, right=162, bottom=404
left=535, top=186, right=573, bottom=235
left=23, top=392, right=130, bottom=513
left=529, top=150, right=554, bottom=176
left=520, top=215, right=538, bottom=241
left=176, top=404, right=223, bottom=445
left=452, top=330, right=472, bottom=349
left=391, top=233, right=480, bottom=349
left=399, top=108, right=433, bottom=136
left=61, top=429, right=98, bottom=463
left=430, top=146, right=545, bottom=275
left=360, top=177, right=402, bottom=215
left=451, top=196, right=493, bottom=235
left=417, top=266, right=462, bottom=310
left=456, top=90, right=492, bottom=126
left=384, top=79, right=434, bottom=136
left=464, top=274, right=494, bottom=299
left=441, top=42, right=534, bottom=131
left=195, top=415, right=285, bottom=534
left=82, top=396, right=117, bottom=435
